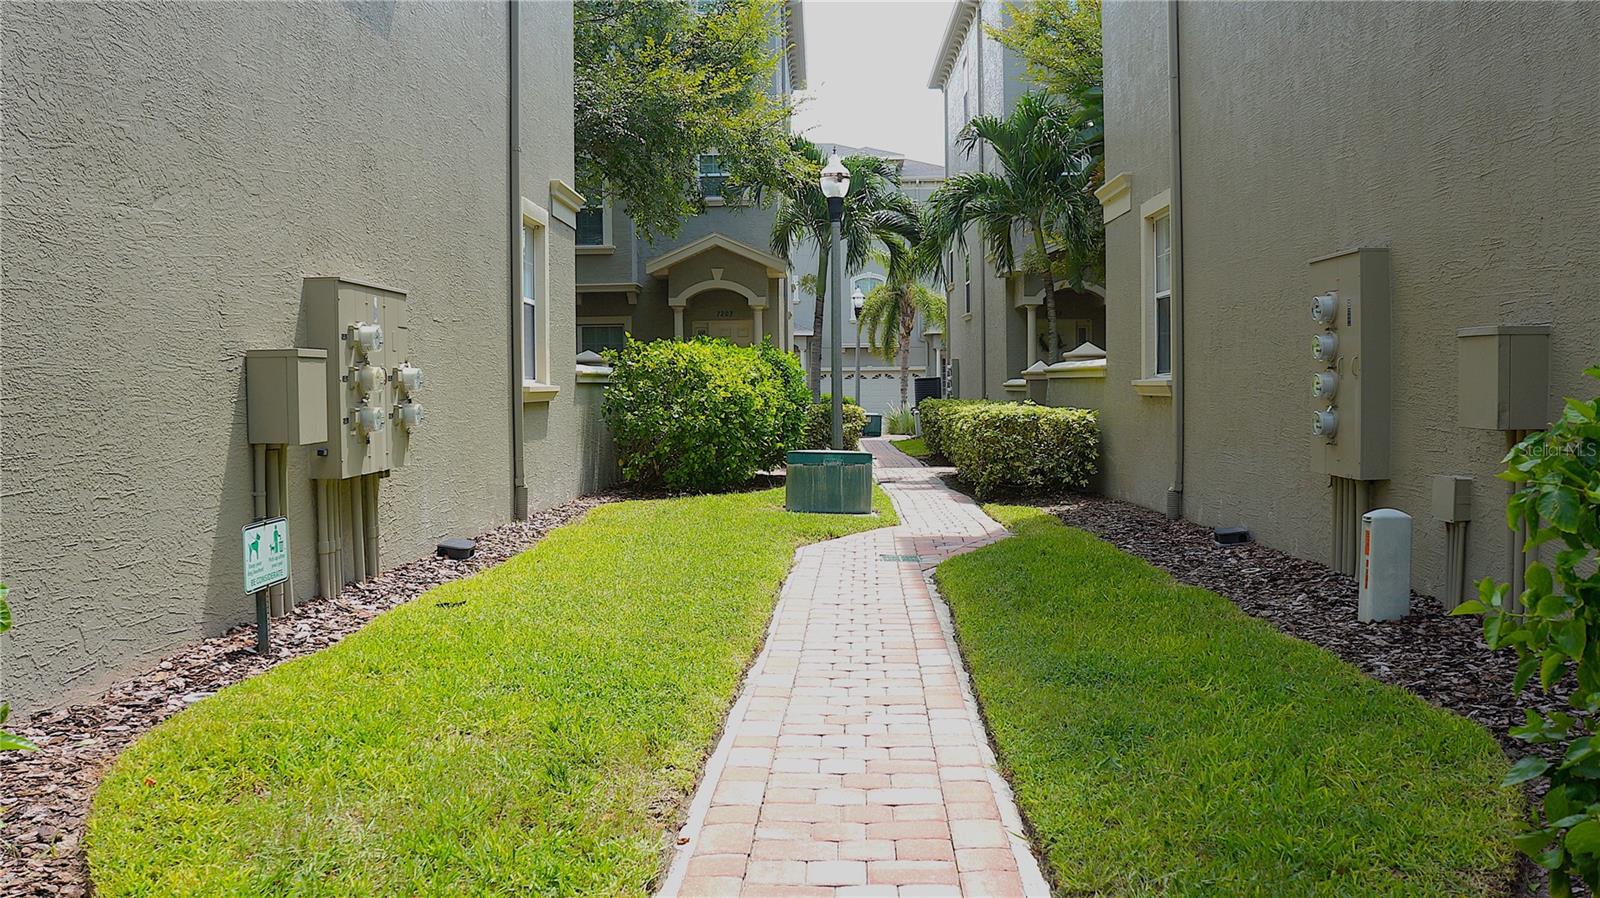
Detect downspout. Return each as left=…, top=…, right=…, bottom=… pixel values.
left=507, top=0, right=528, bottom=520
left=1165, top=0, right=1186, bottom=521
left=975, top=3, right=988, bottom=399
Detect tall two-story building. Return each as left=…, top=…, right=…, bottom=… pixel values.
left=927, top=0, right=1107, bottom=402
left=1, top=1, right=603, bottom=713
left=573, top=4, right=807, bottom=355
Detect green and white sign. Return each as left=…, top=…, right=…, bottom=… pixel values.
left=242, top=516, right=290, bottom=594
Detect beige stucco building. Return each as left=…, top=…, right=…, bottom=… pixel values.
left=1, top=1, right=609, bottom=712
left=961, top=1, right=1600, bottom=608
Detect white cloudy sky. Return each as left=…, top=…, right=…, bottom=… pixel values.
left=789, top=0, right=957, bottom=168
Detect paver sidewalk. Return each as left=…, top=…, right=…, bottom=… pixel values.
left=657, top=438, right=1050, bottom=897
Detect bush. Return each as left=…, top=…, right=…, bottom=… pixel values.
left=917, top=398, right=985, bottom=457
left=885, top=405, right=917, bottom=435
left=602, top=337, right=807, bottom=491
left=941, top=402, right=1099, bottom=499
left=1455, top=365, right=1600, bottom=895
left=802, top=399, right=866, bottom=450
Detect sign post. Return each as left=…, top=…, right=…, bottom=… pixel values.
left=242, top=517, right=290, bottom=653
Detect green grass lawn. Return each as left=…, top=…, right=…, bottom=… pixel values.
left=893, top=436, right=930, bottom=459
left=936, top=505, right=1520, bottom=898
left=87, top=488, right=896, bottom=897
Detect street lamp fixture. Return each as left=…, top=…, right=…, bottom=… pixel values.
left=820, top=153, right=850, bottom=449
left=851, top=286, right=866, bottom=407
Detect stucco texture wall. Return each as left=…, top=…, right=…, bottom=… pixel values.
left=1099, top=1, right=1600, bottom=602
left=1, top=1, right=583, bottom=711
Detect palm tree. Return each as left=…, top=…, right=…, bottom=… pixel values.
left=771, top=138, right=921, bottom=397
left=858, top=250, right=948, bottom=410
left=925, top=93, right=1099, bottom=359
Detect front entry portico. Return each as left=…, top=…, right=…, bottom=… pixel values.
left=647, top=233, right=788, bottom=347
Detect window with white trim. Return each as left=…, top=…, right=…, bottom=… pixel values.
left=576, top=201, right=605, bottom=247
left=518, top=198, right=553, bottom=396
left=1152, top=212, right=1177, bottom=374
left=963, top=253, right=972, bottom=315
left=578, top=320, right=629, bottom=355
left=521, top=220, right=539, bottom=379
left=698, top=153, right=730, bottom=201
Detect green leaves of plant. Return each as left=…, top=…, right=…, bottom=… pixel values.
left=1505, top=756, right=1552, bottom=786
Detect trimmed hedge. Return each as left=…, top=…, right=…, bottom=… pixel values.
left=917, top=398, right=985, bottom=457
left=803, top=398, right=866, bottom=451
left=602, top=337, right=808, bottom=491
left=940, top=401, right=1099, bottom=499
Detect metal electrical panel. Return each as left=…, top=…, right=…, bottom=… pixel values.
left=303, top=277, right=422, bottom=479
left=245, top=349, right=328, bottom=445
left=1309, top=248, right=1391, bottom=480
left=1456, top=325, right=1550, bottom=430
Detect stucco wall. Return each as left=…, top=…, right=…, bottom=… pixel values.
left=1, top=1, right=584, bottom=712
left=1098, top=1, right=1600, bottom=601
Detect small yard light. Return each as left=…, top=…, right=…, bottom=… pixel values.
left=851, top=286, right=866, bottom=407
left=819, top=152, right=850, bottom=449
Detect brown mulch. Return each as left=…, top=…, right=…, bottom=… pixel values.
left=1036, top=492, right=1571, bottom=758
left=0, top=494, right=614, bottom=898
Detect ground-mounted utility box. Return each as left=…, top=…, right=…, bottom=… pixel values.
left=245, top=349, right=329, bottom=445
left=303, top=276, right=420, bottom=479
left=1309, top=248, right=1391, bottom=480
left=786, top=450, right=873, bottom=514
left=1457, top=325, right=1551, bottom=431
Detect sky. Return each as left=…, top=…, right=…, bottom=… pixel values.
left=789, top=0, right=958, bottom=169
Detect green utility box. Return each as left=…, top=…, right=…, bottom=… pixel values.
left=864, top=414, right=883, bottom=437
left=786, top=450, right=874, bottom=514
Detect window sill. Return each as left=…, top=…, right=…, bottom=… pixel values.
left=576, top=245, right=615, bottom=255
left=1132, top=376, right=1173, bottom=397
left=522, top=380, right=560, bottom=403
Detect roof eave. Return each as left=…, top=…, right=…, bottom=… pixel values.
left=927, top=0, right=980, bottom=90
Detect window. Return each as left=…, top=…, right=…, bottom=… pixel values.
left=522, top=221, right=538, bottom=378
left=576, top=204, right=604, bottom=247
left=698, top=153, right=730, bottom=201
left=518, top=198, right=555, bottom=399
left=1134, top=189, right=1174, bottom=395
left=963, top=254, right=972, bottom=315
left=1153, top=213, right=1172, bottom=375
left=579, top=324, right=627, bottom=355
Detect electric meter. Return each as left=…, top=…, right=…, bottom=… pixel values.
left=1313, top=407, right=1338, bottom=440
left=353, top=363, right=386, bottom=397
left=394, top=400, right=423, bottom=430
left=355, top=405, right=386, bottom=436
left=1312, top=371, right=1339, bottom=399
left=394, top=363, right=423, bottom=394
left=1312, top=332, right=1338, bottom=362
left=1311, top=292, right=1339, bottom=324
left=350, top=321, right=384, bottom=355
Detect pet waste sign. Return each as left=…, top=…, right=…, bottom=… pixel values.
left=242, top=517, right=290, bottom=593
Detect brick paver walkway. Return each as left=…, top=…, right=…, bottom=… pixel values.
left=657, top=438, right=1049, bottom=897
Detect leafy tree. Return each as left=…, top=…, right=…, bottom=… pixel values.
left=858, top=250, right=948, bottom=410
left=770, top=138, right=921, bottom=397
left=925, top=94, right=1098, bottom=359
left=990, top=0, right=1103, bottom=164
left=1, top=584, right=38, bottom=752
left=1455, top=366, right=1600, bottom=896
left=575, top=0, right=795, bottom=241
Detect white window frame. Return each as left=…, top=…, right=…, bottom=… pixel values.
left=575, top=194, right=613, bottom=253
left=698, top=152, right=731, bottom=205
left=577, top=315, right=632, bottom=355
left=520, top=197, right=557, bottom=402
left=1134, top=189, right=1173, bottom=397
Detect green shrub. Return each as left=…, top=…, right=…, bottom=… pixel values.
left=916, top=398, right=986, bottom=456
left=602, top=337, right=807, bottom=491
left=802, top=399, right=866, bottom=451
left=0, top=584, right=37, bottom=753
left=885, top=404, right=917, bottom=435
left=1454, top=365, right=1600, bottom=896
left=942, top=402, right=1099, bottom=499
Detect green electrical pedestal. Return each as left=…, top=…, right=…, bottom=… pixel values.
left=785, top=450, right=874, bottom=514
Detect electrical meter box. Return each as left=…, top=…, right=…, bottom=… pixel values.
left=1456, top=325, right=1550, bottom=431
left=245, top=349, right=329, bottom=445
left=1431, top=474, right=1473, bottom=523
left=1309, top=248, right=1391, bottom=480
left=303, top=276, right=419, bottom=479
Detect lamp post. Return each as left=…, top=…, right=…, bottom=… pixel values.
left=851, top=286, right=865, bottom=408
left=820, top=153, right=850, bottom=450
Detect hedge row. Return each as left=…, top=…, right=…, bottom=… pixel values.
left=803, top=396, right=866, bottom=451
left=602, top=337, right=808, bottom=491
left=917, top=398, right=986, bottom=458
left=923, top=399, right=1099, bottom=499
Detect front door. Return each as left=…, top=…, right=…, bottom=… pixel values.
left=694, top=319, right=754, bottom=346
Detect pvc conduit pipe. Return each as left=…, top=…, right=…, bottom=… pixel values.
left=349, top=475, right=367, bottom=582
left=265, top=445, right=283, bottom=616
left=278, top=445, right=292, bottom=612
left=314, top=479, right=334, bottom=598
left=363, top=473, right=379, bottom=578
left=506, top=0, right=528, bottom=520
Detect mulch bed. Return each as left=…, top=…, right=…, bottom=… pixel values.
left=0, top=494, right=614, bottom=898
